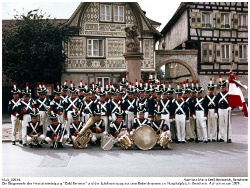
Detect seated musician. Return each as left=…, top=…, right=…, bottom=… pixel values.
left=130, top=107, right=149, bottom=135
left=45, top=114, right=68, bottom=148
left=151, top=111, right=171, bottom=137
left=69, top=110, right=85, bottom=146
left=89, top=107, right=105, bottom=145
left=109, top=110, right=129, bottom=145
left=26, top=112, right=45, bottom=148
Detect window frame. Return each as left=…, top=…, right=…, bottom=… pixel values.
left=239, top=44, right=248, bottom=61
left=239, top=14, right=248, bottom=29
left=87, top=38, right=105, bottom=58
left=100, top=4, right=112, bottom=22
left=96, top=77, right=110, bottom=87
left=220, top=43, right=231, bottom=62
left=113, top=5, right=125, bottom=23
left=221, top=13, right=231, bottom=29
left=201, top=12, right=212, bottom=28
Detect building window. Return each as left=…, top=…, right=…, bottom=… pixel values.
left=221, top=13, right=230, bottom=28
left=202, top=13, right=211, bottom=27
left=100, top=4, right=111, bottom=21
left=87, top=39, right=104, bottom=57
left=239, top=44, right=248, bottom=60
left=96, top=77, right=110, bottom=87
left=114, top=5, right=124, bottom=22
left=221, top=44, right=230, bottom=62
left=239, top=14, right=248, bottom=29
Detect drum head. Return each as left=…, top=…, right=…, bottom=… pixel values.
left=133, top=125, right=157, bottom=150
left=101, top=135, right=113, bottom=151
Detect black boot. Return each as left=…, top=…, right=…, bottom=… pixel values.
left=29, top=143, right=33, bottom=148
left=12, top=141, right=16, bottom=145
left=227, top=139, right=232, bottom=143
left=19, top=141, right=23, bottom=145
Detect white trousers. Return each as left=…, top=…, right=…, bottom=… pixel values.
left=27, top=134, right=45, bottom=145
left=189, top=116, right=196, bottom=139
left=11, top=115, right=22, bottom=141
left=207, top=109, right=217, bottom=140
left=21, top=114, right=31, bottom=144
left=39, top=111, right=49, bottom=136
left=175, top=114, right=186, bottom=142
left=218, top=109, right=231, bottom=140
left=161, top=114, right=170, bottom=128
left=91, top=133, right=103, bottom=142
left=195, top=111, right=208, bottom=141
left=101, top=116, right=108, bottom=132
left=66, top=111, right=74, bottom=136
left=45, top=135, right=68, bottom=146
left=137, top=112, right=149, bottom=119
left=126, top=111, right=135, bottom=130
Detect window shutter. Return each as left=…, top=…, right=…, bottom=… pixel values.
left=215, top=44, right=221, bottom=62
left=202, top=43, right=208, bottom=62
left=191, top=12, right=197, bottom=28
left=208, top=43, right=213, bottom=62
left=216, top=13, right=221, bottom=29
left=233, top=14, right=239, bottom=29
left=234, top=44, right=239, bottom=62
left=196, top=12, right=201, bottom=28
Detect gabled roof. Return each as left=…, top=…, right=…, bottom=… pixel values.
left=66, top=2, right=161, bottom=37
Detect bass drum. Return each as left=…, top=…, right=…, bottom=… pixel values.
left=133, top=125, right=157, bottom=150
left=101, top=134, right=114, bottom=150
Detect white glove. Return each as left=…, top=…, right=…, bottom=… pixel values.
left=130, top=131, right=134, bottom=136
left=215, top=113, right=218, bottom=119
left=125, top=111, right=129, bottom=114
left=109, top=116, right=112, bottom=121
left=81, top=112, right=85, bottom=116
left=192, top=115, right=196, bottom=119
left=186, top=120, right=190, bottom=123
left=103, top=131, right=108, bottom=135
left=203, top=117, right=207, bottom=121
left=227, top=107, right=232, bottom=111
left=169, top=119, right=173, bottom=123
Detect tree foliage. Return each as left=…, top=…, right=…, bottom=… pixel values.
left=2, top=9, right=76, bottom=89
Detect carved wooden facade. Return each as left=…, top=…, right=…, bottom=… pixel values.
left=63, top=2, right=161, bottom=85
left=159, top=2, right=248, bottom=76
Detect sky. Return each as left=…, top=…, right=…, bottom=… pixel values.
left=1, top=0, right=182, bottom=31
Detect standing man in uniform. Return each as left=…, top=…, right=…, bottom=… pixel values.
left=215, top=76, right=232, bottom=143
left=203, top=78, right=217, bottom=142
left=35, top=82, right=50, bottom=136
left=18, top=83, right=35, bottom=146
left=50, top=82, right=64, bottom=123
left=8, top=83, right=22, bottom=145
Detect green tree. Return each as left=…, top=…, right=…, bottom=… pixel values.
left=2, top=9, right=76, bottom=90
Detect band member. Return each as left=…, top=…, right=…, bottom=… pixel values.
left=69, top=110, right=85, bottom=146
left=188, top=81, right=197, bottom=142
left=109, top=110, right=129, bottom=146
left=159, top=90, right=171, bottom=127
left=215, top=76, right=232, bottom=143
left=89, top=107, right=105, bottom=145
left=8, top=83, right=22, bottom=145
left=131, top=107, right=149, bottom=134
left=108, top=92, right=122, bottom=121
left=194, top=82, right=208, bottom=143
left=50, top=83, right=64, bottom=123
left=80, top=88, right=96, bottom=123
left=151, top=110, right=171, bottom=138
left=98, top=90, right=110, bottom=132
left=203, top=78, right=217, bottom=142
left=64, top=82, right=82, bottom=136
left=170, top=83, right=190, bottom=143
left=35, top=82, right=50, bottom=136
left=26, top=112, right=45, bottom=148
left=78, top=80, right=85, bottom=101
left=60, top=80, right=69, bottom=125
left=18, top=83, right=35, bottom=146
left=123, top=86, right=137, bottom=130
left=45, top=114, right=68, bottom=148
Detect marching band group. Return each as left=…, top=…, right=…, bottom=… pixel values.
left=8, top=73, right=233, bottom=150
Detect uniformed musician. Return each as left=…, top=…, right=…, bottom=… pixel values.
left=8, top=83, right=22, bottom=145
left=215, top=76, right=232, bottom=143
left=26, top=112, right=45, bottom=148
left=18, top=83, right=35, bottom=146
left=45, top=114, right=68, bottom=148
left=50, top=82, right=64, bottom=123
left=203, top=78, right=217, bottom=142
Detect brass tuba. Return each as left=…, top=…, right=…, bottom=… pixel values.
left=73, top=116, right=96, bottom=148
